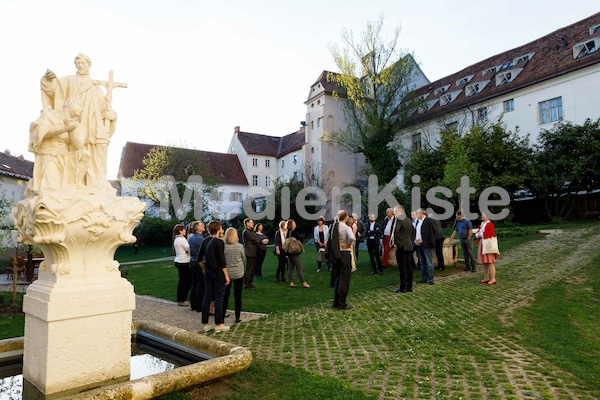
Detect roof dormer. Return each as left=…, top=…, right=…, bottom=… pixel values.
left=495, top=68, right=523, bottom=86
left=434, top=84, right=451, bottom=95
left=482, top=65, right=501, bottom=76
left=456, top=74, right=474, bottom=86
left=589, top=23, right=600, bottom=35
left=513, top=52, right=535, bottom=65
left=465, top=80, right=490, bottom=97
left=572, top=38, right=598, bottom=59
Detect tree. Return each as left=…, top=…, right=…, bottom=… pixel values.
left=326, top=15, right=423, bottom=183
left=531, top=118, right=600, bottom=219
left=131, top=144, right=219, bottom=223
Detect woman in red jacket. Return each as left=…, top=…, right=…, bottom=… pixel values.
left=475, top=213, right=499, bottom=285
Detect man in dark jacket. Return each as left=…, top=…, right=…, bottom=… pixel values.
left=415, top=208, right=436, bottom=285
left=242, top=218, right=259, bottom=289
left=364, top=213, right=383, bottom=275
left=429, top=213, right=445, bottom=271
left=390, top=206, right=415, bottom=293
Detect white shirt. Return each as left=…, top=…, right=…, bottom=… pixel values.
left=338, top=222, right=355, bottom=251
left=369, top=222, right=376, bottom=232
left=415, top=217, right=425, bottom=243
left=383, top=218, right=393, bottom=236
left=173, top=236, right=191, bottom=263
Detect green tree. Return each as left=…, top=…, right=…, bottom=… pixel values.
left=531, top=118, right=600, bottom=219
left=131, top=144, right=219, bottom=223
left=326, top=15, right=423, bottom=183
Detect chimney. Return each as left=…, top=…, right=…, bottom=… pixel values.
left=4, top=149, right=10, bottom=156
left=234, top=126, right=240, bottom=134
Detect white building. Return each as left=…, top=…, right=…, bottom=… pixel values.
left=397, top=13, right=600, bottom=152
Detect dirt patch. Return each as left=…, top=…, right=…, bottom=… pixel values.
left=0, top=303, right=23, bottom=316
left=498, top=295, right=535, bottom=326
left=182, top=379, right=236, bottom=399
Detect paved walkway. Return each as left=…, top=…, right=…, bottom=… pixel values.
left=195, top=228, right=597, bottom=400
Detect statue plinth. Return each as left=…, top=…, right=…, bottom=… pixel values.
left=12, top=190, right=145, bottom=398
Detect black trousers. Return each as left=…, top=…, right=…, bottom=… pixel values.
left=276, top=252, right=287, bottom=280
left=396, top=249, right=413, bottom=291
left=367, top=239, right=383, bottom=272
left=190, top=260, right=205, bottom=310
left=244, top=256, right=257, bottom=287
left=202, top=277, right=226, bottom=325
left=174, top=262, right=192, bottom=303
left=223, top=277, right=243, bottom=321
left=333, top=252, right=352, bottom=308
left=255, top=250, right=266, bottom=276
left=435, top=238, right=445, bottom=270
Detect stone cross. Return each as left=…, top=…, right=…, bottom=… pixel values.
left=93, top=69, right=127, bottom=111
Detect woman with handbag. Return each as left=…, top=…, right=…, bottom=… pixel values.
left=285, top=219, right=311, bottom=288
left=313, top=217, right=330, bottom=273
left=274, top=220, right=288, bottom=283
left=475, top=213, right=499, bottom=285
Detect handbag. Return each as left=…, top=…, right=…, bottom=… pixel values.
left=482, top=236, right=499, bottom=255
left=316, top=248, right=325, bottom=262
left=283, top=237, right=304, bottom=254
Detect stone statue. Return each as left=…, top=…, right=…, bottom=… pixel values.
left=30, top=53, right=126, bottom=194
left=12, top=55, right=145, bottom=397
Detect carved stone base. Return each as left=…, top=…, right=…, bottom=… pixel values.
left=12, top=190, right=145, bottom=398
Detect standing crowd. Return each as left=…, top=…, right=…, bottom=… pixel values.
left=170, top=208, right=500, bottom=331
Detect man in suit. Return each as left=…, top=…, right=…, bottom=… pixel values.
left=242, top=218, right=260, bottom=289
left=391, top=206, right=415, bottom=293
left=429, top=213, right=445, bottom=271
left=415, top=208, right=437, bottom=285
left=365, top=213, right=383, bottom=275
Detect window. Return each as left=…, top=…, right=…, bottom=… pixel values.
left=573, top=39, right=596, bottom=59
left=293, top=155, right=297, bottom=164
left=311, top=147, right=315, bottom=154
left=265, top=176, right=271, bottom=187
left=317, top=100, right=320, bottom=105
left=445, top=121, right=458, bottom=132
left=456, top=75, right=473, bottom=86
left=230, top=192, right=242, bottom=202
left=311, top=121, right=314, bottom=129
left=210, top=191, right=224, bottom=202
left=496, top=71, right=513, bottom=86
left=317, top=117, right=323, bottom=127
left=504, top=99, right=514, bottom=113
left=589, top=24, right=600, bottom=35
left=539, top=97, right=563, bottom=124
left=419, top=93, right=430, bottom=101
left=482, top=66, right=498, bottom=76
left=439, top=93, right=452, bottom=106
left=434, top=85, right=450, bottom=95
left=281, top=159, right=285, bottom=168
left=465, top=83, right=480, bottom=97
left=514, top=52, right=534, bottom=64
left=252, top=158, right=258, bottom=167
left=500, top=61, right=514, bottom=70
left=265, top=159, right=270, bottom=168
left=477, top=107, right=488, bottom=122
left=252, top=175, right=259, bottom=186
left=412, top=133, right=422, bottom=152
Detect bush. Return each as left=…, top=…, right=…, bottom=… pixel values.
left=133, top=216, right=177, bottom=247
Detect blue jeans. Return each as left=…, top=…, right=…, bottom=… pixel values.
left=416, top=246, right=434, bottom=283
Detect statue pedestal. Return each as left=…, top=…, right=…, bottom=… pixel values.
left=12, top=191, right=145, bottom=398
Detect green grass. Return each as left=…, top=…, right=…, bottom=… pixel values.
left=0, top=291, right=24, bottom=340
left=166, top=360, right=376, bottom=400
left=505, top=252, right=600, bottom=391
left=115, top=245, right=172, bottom=262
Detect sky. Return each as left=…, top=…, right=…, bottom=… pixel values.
left=1, top=0, right=598, bottom=179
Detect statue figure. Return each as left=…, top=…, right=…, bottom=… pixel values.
left=29, top=97, right=89, bottom=191
left=31, top=53, right=126, bottom=194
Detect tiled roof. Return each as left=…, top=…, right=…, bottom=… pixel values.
left=237, top=129, right=305, bottom=158
left=0, top=152, right=33, bottom=180
left=119, top=142, right=248, bottom=185
left=405, top=12, right=600, bottom=125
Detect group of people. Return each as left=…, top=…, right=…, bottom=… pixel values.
left=171, top=209, right=500, bottom=331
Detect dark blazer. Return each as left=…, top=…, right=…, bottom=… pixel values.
left=392, top=217, right=415, bottom=251
left=365, top=221, right=382, bottom=242
left=325, top=222, right=341, bottom=263
left=431, top=218, right=444, bottom=240
left=243, top=228, right=259, bottom=257
left=274, top=229, right=284, bottom=249
left=356, top=220, right=365, bottom=242
left=418, top=217, right=437, bottom=248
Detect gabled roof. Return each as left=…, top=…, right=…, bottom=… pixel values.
left=405, top=12, right=600, bottom=125
left=119, top=142, right=248, bottom=185
left=306, top=70, right=345, bottom=102
left=0, top=151, right=33, bottom=180
left=236, top=129, right=305, bottom=158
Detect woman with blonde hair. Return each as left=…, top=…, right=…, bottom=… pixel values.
left=286, top=219, right=311, bottom=288
left=223, top=227, right=245, bottom=323
left=274, top=220, right=288, bottom=283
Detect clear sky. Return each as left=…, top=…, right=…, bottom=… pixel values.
left=1, top=0, right=598, bottom=179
